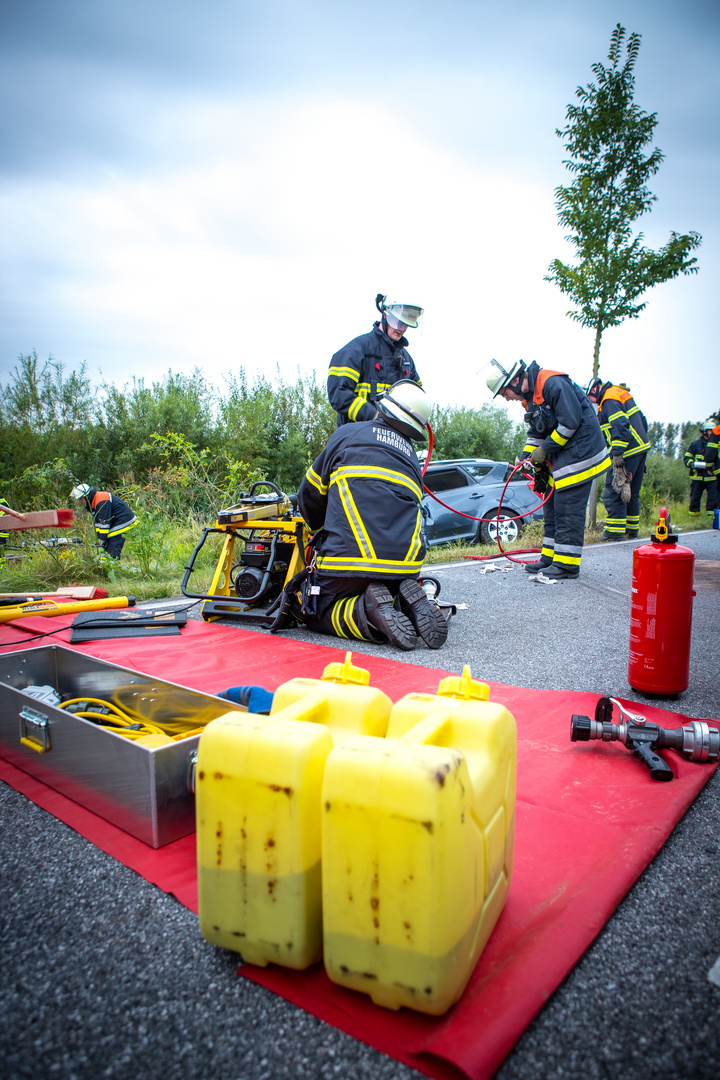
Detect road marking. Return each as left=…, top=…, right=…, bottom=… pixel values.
left=709, top=956, right=720, bottom=988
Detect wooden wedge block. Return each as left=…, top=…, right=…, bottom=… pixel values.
left=0, top=509, right=75, bottom=531
left=54, top=586, right=99, bottom=599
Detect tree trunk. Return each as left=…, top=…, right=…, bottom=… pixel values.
left=592, top=325, right=602, bottom=379
left=588, top=323, right=603, bottom=527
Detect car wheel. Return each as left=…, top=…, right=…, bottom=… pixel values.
left=479, top=511, right=523, bottom=545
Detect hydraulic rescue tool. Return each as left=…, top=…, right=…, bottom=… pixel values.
left=181, top=481, right=311, bottom=623
left=0, top=595, right=136, bottom=625
left=570, top=696, right=719, bottom=781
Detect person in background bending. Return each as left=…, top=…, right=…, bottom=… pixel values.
left=70, top=484, right=138, bottom=560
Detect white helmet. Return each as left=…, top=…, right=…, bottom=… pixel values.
left=375, top=294, right=423, bottom=330
left=701, top=419, right=716, bottom=433
left=376, top=380, right=431, bottom=442
left=70, top=483, right=90, bottom=500
left=486, top=359, right=526, bottom=399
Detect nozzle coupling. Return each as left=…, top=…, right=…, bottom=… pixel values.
left=571, top=713, right=719, bottom=762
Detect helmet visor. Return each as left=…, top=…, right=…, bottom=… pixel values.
left=384, top=304, right=423, bottom=331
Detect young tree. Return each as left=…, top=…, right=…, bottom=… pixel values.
left=546, top=24, right=701, bottom=377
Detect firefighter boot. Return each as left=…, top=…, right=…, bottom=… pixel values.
left=397, top=579, right=448, bottom=649
left=363, top=584, right=418, bottom=651
left=541, top=563, right=579, bottom=580
left=524, top=556, right=552, bottom=574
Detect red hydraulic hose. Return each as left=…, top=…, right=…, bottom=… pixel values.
left=421, top=424, right=552, bottom=564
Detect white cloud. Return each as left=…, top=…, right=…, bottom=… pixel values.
left=1, top=77, right=715, bottom=425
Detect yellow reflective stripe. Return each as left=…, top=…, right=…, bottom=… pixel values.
left=550, top=429, right=568, bottom=446
left=316, top=555, right=425, bottom=574
left=330, top=465, right=422, bottom=502
left=331, top=600, right=350, bottom=639
left=107, top=519, right=138, bottom=538
left=342, top=596, right=365, bottom=640
left=405, top=508, right=424, bottom=563
left=336, top=477, right=376, bottom=559
left=554, top=457, right=610, bottom=489
left=305, top=466, right=327, bottom=494
left=554, top=552, right=582, bottom=567
left=348, top=396, right=366, bottom=421
left=328, top=366, right=360, bottom=381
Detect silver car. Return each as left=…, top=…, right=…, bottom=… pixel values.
left=420, top=458, right=544, bottom=546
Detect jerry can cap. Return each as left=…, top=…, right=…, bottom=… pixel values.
left=322, top=651, right=370, bottom=687
left=437, top=664, right=490, bottom=701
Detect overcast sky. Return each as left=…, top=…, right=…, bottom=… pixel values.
left=1, top=0, right=717, bottom=425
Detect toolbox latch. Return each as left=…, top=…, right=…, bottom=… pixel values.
left=19, top=707, right=51, bottom=754
left=187, top=748, right=198, bottom=794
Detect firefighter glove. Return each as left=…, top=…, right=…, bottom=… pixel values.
left=611, top=457, right=631, bottom=502
left=530, top=445, right=547, bottom=465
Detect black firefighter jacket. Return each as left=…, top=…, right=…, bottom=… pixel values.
left=82, top=488, right=138, bottom=540
left=327, top=322, right=421, bottom=425
left=596, top=385, right=649, bottom=460
left=298, top=420, right=425, bottom=581
left=522, top=362, right=610, bottom=491
left=684, top=436, right=718, bottom=483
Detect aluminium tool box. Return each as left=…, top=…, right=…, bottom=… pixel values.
left=0, top=644, right=245, bottom=847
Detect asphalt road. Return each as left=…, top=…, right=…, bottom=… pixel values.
left=1, top=529, right=719, bottom=1080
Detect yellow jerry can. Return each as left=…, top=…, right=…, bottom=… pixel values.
left=321, top=667, right=517, bottom=1014
left=196, top=653, right=392, bottom=969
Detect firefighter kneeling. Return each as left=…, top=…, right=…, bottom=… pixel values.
left=267, top=381, right=448, bottom=651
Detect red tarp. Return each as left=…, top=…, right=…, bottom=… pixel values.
left=0, top=615, right=717, bottom=1080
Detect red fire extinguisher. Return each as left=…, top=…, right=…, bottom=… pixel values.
left=628, top=508, right=696, bottom=696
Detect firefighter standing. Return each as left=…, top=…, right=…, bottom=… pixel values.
left=586, top=379, right=650, bottom=539
left=487, top=359, right=610, bottom=579
left=270, top=381, right=448, bottom=651
left=70, top=485, right=138, bottom=560
left=684, top=421, right=719, bottom=516
left=327, top=294, right=423, bottom=426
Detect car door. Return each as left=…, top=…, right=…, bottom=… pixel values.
left=421, top=466, right=482, bottom=544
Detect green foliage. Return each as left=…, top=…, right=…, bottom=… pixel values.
left=135, top=432, right=264, bottom=522
left=546, top=23, right=701, bottom=375
left=430, top=404, right=525, bottom=462
left=219, top=368, right=336, bottom=491
left=641, top=451, right=691, bottom=503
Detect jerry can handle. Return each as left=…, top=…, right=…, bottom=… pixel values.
left=19, top=707, right=51, bottom=754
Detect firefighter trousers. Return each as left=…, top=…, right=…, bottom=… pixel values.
left=300, top=575, right=388, bottom=643
left=602, top=452, right=647, bottom=536
left=689, top=478, right=718, bottom=514
left=540, top=478, right=594, bottom=572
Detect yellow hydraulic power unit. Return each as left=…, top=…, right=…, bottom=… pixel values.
left=181, top=481, right=310, bottom=623
left=322, top=667, right=517, bottom=1015
left=195, top=654, right=392, bottom=968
